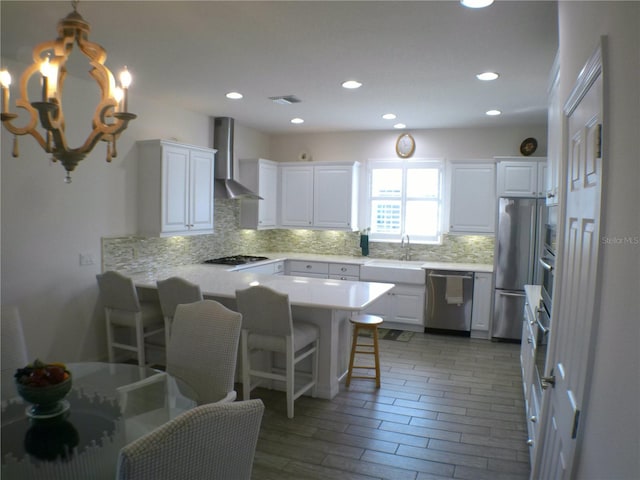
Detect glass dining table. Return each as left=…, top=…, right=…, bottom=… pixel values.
left=1, top=362, right=198, bottom=480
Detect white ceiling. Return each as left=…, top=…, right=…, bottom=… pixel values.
left=1, top=1, right=558, bottom=134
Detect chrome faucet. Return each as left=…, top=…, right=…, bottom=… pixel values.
left=400, top=233, right=411, bottom=260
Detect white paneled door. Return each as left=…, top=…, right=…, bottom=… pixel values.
left=536, top=45, right=604, bottom=479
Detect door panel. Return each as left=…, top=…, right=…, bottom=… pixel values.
left=536, top=47, right=603, bottom=479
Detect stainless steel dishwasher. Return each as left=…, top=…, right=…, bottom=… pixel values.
left=425, top=270, right=474, bottom=335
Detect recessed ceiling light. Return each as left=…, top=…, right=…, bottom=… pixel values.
left=290, top=118, right=304, bottom=124
left=485, top=109, right=502, bottom=116
left=225, top=91, right=243, bottom=99
left=393, top=123, right=406, bottom=129
left=382, top=113, right=397, bottom=120
left=341, top=80, right=362, bottom=89
left=476, top=72, right=499, bottom=81
left=461, top=0, right=494, bottom=8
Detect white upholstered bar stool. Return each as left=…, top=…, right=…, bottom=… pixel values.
left=345, top=314, right=383, bottom=388
left=156, top=276, right=203, bottom=348
left=235, top=285, right=319, bottom=419
left=96, top=271, right=165, bottom=367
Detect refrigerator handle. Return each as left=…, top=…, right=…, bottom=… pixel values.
left=529, top=201, right=537, bottom=283
left=497, top=291, right=526, bottom=298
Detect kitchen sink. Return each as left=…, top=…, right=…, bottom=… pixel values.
left=360, top=260, right=426, bottom=285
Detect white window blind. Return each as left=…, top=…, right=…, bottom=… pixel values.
left=367, top=159, right=444, bottom=244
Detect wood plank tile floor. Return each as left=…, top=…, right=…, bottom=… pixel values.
left=248, top=332, right=530, bottom=480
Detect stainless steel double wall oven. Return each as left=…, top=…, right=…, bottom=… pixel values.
left=535, top=206, right=557, bottom=384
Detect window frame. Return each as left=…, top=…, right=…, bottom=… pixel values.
left=365, top=158, right=445, bottom=244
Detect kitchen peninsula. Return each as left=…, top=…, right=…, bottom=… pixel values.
left=128, top=264, right=394, bottom=399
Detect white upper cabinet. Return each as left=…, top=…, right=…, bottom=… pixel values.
left=280, top=162, right=359, bottom=230
left=496, top=157, right=547, bottom=198
left=313, top=164, right=359, bottom=230
left=238, top=158, right=278, bottom=229
left=137, top=139, right=215, bottom=237
left=280, top=164, right=314, bottom=227
left=449, top=162, right=496, bottom=234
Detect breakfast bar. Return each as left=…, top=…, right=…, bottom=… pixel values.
left=128, top=264, right=394, bottom=400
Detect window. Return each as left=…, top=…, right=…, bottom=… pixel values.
left=367, top=159, right=444, bottom=243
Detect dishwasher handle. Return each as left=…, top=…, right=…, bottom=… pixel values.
left=427, top=273, right=474, bottom=280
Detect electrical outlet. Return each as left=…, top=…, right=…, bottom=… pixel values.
left=79, top=253, right=95, bottom=266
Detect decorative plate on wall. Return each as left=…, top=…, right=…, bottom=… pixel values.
left=520, top=137, right=538, bottom=156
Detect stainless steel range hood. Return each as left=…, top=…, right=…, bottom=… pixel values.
left=213, top=117, right=262, bottom=200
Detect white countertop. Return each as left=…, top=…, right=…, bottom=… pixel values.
left=130, top=264, right=394, bottom=311
left=247, top=252, right=493, bottom=273
left=524, top=284, right=543, bottom=308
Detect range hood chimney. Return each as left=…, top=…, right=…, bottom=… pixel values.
left=213, top=117, right=262, bottom=200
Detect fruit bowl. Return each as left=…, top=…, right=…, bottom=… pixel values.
left=14, top=360, right=72, bottom=417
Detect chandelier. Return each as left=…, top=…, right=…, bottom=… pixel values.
left=0, top=0, right=136, bottom=183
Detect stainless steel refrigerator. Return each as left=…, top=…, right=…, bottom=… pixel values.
left=492, top=197, right=545, bottom=340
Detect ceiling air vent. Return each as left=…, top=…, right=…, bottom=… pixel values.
left=269, top=95, right=301, bottom=105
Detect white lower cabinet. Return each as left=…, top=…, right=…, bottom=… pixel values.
left=285, top=260, right=361, bottom=280
left=137, top=139, right=215, bottom=237
left=285, top=260, right=329, bottom=278
left=364, top=284, right=425, bottom=331
left=470, top=272, right=492, bottom=338
left=328, top=263, right=360, bottom=281
left=521, top=290, right=542, bottom=464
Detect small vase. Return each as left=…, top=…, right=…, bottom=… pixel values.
left=360, top=234, right=369, bottom=256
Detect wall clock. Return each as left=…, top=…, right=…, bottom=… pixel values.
left=396, top=133, right=415, bottom=158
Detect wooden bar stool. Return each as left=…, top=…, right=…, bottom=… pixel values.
left=346, top=314, right=383, bottom=388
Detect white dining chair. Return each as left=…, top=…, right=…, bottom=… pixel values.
left=235, top=285, right=319, bottom=418
left=156, top=276, right=203, bottom=348
left=166, top=300, right=241, bottom=404
left=116, top=399, right=264, bottom=480
left=96, top=271, right=165, bottom=367
left=1, top=305, right=29, bottom=373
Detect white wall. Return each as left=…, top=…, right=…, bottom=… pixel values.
left=557, top=2, right=639, bottom=478
left=0, top=56, right=212, bottom=361
left=0, top=57, right=273, bottom=362
left=269, top=125, right=548, bottom=164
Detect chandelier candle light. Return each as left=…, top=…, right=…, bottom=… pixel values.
left=0, top=0, right=136, bottom=183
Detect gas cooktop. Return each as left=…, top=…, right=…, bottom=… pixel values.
left=203, top=255, right=269, bottom=266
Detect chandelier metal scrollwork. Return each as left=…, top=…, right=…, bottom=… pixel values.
left=0, top=0, right=136, bottom=183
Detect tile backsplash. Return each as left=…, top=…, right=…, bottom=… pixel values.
left=102, top=200, right=494, bottom=274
